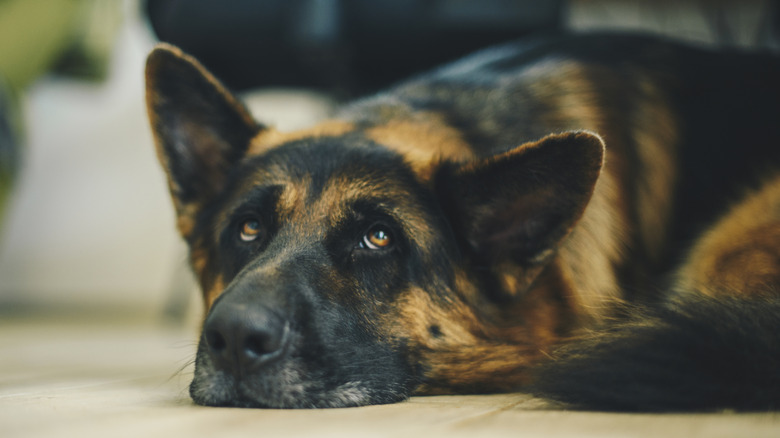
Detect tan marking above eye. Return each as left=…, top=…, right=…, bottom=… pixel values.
left=240, top=219, right=261, bottom=242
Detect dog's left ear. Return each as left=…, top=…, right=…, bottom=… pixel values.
left=435, top=131, right=604, bottom=296
left=146, top=44, right=261, bottom=236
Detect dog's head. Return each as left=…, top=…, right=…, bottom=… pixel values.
left=146, top=45, right=604, bottom=408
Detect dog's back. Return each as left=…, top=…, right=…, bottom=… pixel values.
left=348, top=33, right=780, bottom=292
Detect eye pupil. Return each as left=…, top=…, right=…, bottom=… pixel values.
left=371, top=230, right=387, bottom=244
left=240, top=220, right=261, bottom=242
left=363, top=226, right=392, bottom=249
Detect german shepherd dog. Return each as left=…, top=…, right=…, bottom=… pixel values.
left=145, top=33, right=780, bottom=411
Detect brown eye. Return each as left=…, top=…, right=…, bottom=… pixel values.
left=240, top=220, right=261, bottom=242
left=362, top=226, right=393, bottom=250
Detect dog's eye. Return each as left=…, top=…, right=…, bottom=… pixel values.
left=239, top=219, right=262, bottom=242
left=360, top=226, right=393, bottom=250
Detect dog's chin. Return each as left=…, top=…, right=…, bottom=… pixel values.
left=189, top=363, right=410, bottom=409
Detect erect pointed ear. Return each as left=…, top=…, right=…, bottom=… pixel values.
left=435, top=131, right=605, bottom=295
left=146, top=44, right=261, bottom=236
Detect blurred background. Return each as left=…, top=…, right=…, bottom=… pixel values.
left=0, top=0, right=778, bottom=325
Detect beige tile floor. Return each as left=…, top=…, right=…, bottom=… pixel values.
left=1, top=312, right=779, bottom=438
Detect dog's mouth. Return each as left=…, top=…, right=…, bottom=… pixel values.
left=189, top=322, right=414, bottom=409
left=189, top=354, right=409, bottom=409
left=190, top=372, right=381, bottom=409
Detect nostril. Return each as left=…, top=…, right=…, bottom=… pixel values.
left=205, top=329, right=227, bottom=353
left=244, top=332, right=277, bottom=358
left=244, top=323, right=288, bottom=360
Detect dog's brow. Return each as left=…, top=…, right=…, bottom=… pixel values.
left=215, top=184, right=285, bottom=232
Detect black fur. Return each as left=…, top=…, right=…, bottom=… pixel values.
left=530, top=294, right=780, bottom=412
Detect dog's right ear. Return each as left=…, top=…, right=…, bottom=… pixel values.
left=146, top=44, right=261, bottom=236
left=435, top=131, right=605, bottom=298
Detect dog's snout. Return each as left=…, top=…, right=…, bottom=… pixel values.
left=203, top=301, right=289, bottom=373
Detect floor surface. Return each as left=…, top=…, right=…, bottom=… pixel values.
left=2, top=313, right=779, bottom=438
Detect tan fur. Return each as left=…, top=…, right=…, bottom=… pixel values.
left=394, top=266, right=574, bottom=393
left=314, top=174, right=438, bottom=249
left=175, top=204, right=198, bottom=238
left=528, top=60, right=605, bottom=132
left=248, top=120, right=355, bottom=156
left=631, top=78, right=679, bottom=263
left=189, top=246, right=224, bottom=309
left=676, top=173, right=780, bottom=296
left=523, top=61, right=677, bottom=320
left=515, top=62, right=629, bottom=319
left=556, top=170, right=628, bottom=321
left=205, top=276, right=226, bottom=309
left=389, top=285, right=541, bottom=392
left=365, top=112, right=475, bottom=176
left=276, top=180, right=307, bottom=222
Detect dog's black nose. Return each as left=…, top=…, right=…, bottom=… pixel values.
left=202, top=301, right=289, bottom=373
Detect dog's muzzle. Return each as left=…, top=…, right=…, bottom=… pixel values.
left=189, top=258, right=414, bottom=408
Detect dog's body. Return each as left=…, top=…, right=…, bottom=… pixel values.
left=146, top=33, right=780, bottom=411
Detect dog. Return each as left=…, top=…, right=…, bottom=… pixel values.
left=145, top=33, right=780, bottom=411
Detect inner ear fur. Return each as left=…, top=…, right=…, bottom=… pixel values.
left=145, top=43, right=261, bottom=235
left=435, top=131, right=605, bottom=294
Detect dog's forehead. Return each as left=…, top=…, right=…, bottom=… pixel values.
left=249, top=136, right=412, bottom=187
left=225, top=136, right=433, bottom=226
